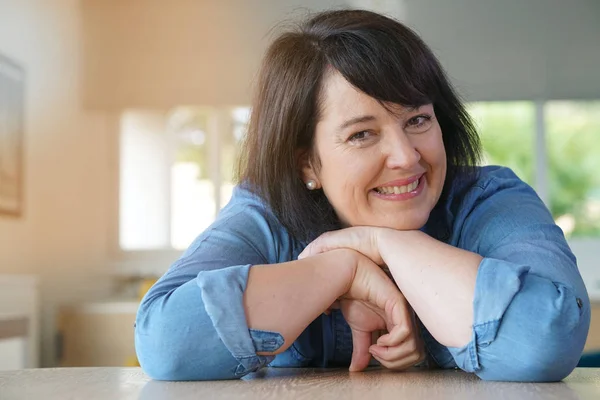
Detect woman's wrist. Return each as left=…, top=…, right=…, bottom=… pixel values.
left=333, top=248, right=359, bottom=296
left=378, top=229, right=425, bottom=263
left=306, top=248, right=359, bottom=299
left=377, top=228, right=404, bottom=263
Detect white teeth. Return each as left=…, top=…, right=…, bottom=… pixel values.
left=376, top=179, right=419, bottom=194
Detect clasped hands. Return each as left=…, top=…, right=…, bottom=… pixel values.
left=298, top=227, right=426, bottom=372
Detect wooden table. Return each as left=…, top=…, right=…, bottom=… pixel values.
left=1, top=367, right=599, bottom=399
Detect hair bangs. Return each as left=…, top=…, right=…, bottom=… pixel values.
left=323, top=30, right=437, bottom=109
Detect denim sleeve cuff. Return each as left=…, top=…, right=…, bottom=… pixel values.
left=197, top=265, right=284, bottom=376
left=446, top=257, right=530, bottom=372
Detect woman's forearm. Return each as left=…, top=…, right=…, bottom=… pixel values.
left=380, top=230, right=481, bottom=348
left=244, top=249, right=356, bottom=355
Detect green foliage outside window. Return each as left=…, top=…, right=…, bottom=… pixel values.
left=546, top=101, right=600, bottom=237
left=468, top=101, right=600, bottom=238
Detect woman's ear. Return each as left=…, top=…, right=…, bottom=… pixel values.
left=296, top=149, right=320, bottom=189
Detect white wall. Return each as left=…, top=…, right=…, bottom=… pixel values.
left=0, top=0, right=114, bottom=366
left=396, top=0, right=600, bottom=101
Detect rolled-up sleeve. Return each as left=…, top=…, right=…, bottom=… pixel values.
left=136, top=264, right=283, bottom=380
left=445, top=167, right=590, bottom=381
left=135, top=199, right=289, bottom=380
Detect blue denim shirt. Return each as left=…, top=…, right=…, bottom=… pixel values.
left=135, top=166, right=590, bottom=381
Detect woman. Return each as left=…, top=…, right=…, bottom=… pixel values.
left=135, top=9, right=590, bottom=382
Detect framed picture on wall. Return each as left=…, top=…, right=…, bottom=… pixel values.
left=0, top=54, right=24, bottom=216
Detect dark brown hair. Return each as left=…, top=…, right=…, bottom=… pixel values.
left=238, top=9, right=481, bottom=242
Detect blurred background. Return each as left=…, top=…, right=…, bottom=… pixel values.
left=0, top=0, right=598, bottom=369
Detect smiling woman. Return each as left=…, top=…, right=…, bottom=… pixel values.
left=134, top=9, right=590, bottom=382
left=301, top=74, right=447, bottom=231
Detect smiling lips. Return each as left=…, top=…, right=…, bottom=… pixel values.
left=375, top=179, right=419, bottom=194
left=372, top=174, right=424, bottom=198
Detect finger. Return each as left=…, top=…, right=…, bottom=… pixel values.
left=380, top=306, right=419, bottom=347
left=370, top=351, right=423, bottom=371
left=370, top=338, right=417, bottom=362
left=370, top=341, right=425, bottom=370
left=371, top=334, right=426, bottom=365
left=297, top=234, right=328, bottom=259
left=299, top=228, right=383, bottom=263
left=383, top=298, right=412, bottom=338
left=349, top=328, right=373, bottom=372
left=346, top=260, right=403, bottom=317
left=298, top=231, right=347, bottom=259
left=376, top=324, right=410, bottom=347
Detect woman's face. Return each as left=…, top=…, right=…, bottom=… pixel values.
left=302, top=71, right=447, bottom=230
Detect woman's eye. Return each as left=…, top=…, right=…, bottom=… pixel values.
left=406, top=114, right=432, bottom=132
left=348, top=131, right=371, bottom=142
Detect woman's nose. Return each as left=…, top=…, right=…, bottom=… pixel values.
left=384, top=132, right=421, bottom=169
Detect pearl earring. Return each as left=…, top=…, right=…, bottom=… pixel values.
left=306, top=180, right=317, bottom=190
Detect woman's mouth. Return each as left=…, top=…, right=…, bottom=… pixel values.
left=374, top=178, right=420, bottom=194
left=371, top=176, right=425, bottom=200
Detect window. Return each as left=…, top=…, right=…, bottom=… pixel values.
left=545, top=101, right=600, bottom=238
left=169, top=107, right=216, bottom=250
left=468, top=100, right=600, bottom=239
left=220, top=107, right=249, bottom=208
left=119, top=111, right=172, bottom=251
left=467, top=102, right=535, bottom=186
left=119, top=107, right=249, bottom=252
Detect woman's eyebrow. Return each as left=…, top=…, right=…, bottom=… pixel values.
left=338, top=115, right=376, bottom=132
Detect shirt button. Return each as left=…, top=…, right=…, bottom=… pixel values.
left=576, top=298, right=583, bottom=309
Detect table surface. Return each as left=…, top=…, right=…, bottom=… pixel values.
left=1, top=367, right=599, bottom=400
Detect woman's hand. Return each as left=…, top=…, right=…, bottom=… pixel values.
left=340, top=251, right=426, bottom=371
left=368, top=308, right=426, bottom=371
left=301, top=229, right=426, bottom=371
left=299, top=226, right=389, bottom=265
left=302, top=227, right=479, bottom=348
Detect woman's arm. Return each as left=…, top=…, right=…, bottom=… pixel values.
left=137, top=245, right=407, bottom=380
left=136, top=252, right=353, bottom=381
left=377, top=230, right=480, bottom=348
left=244, top=249, right=356, bottom=354
left=300, top=228, right=480, bottom=347
left=136, top=200, right=357, bottom=381
left=247, top=249, right=415, bottom=372
left=136, top=190, right=409, bottom=380
left=300, top=167, right=590, bottom=381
